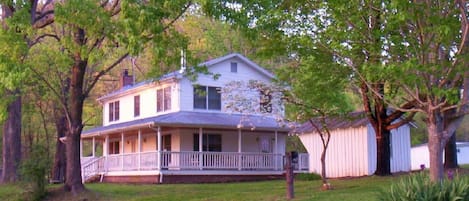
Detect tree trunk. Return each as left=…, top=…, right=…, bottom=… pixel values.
left=375, top=129, right=391, bottom=176
left=51, top=111, right=67, bottom=183
left=64, top=27, right=87, bottom=193
left=361, top=82, right=393, bottom=176
left=320, top=145, right=328, bottom=185
left=1, top=93, right=22, bottom=183
left=427, top=113, right=445, bottom=182
left=444, top=133, right=458, bottom=169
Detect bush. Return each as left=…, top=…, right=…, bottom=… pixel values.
left=295, top=173, right=321, bottom=181
left=20, top=144, right=51, bottom=201
left=380, top=172, right=469, bottom=201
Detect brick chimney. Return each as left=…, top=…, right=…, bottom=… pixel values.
left=120, top=69, right=133, bottom=88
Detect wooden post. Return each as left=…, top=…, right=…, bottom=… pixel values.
left=157, top=126, right=162, bottom=170
left=274, top=131, right=278, bottom=170
left=238, top=129, right=242, bottom=170
left=138, top=129, right=142, bottom=170
left=286, top=152, right=294, bottom=199
left=199, top=127, right=203, bottom=170
left=121, top=132, right=124, bottom=170
left=92, top=137, right=96, bottom=157
left=80, top=139, right=83, bottom=159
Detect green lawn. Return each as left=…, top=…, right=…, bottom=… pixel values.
left=3, top=169, right=468, bottom=201
left=1, top=176, right=402, bottom=201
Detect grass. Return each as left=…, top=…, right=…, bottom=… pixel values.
left=0, top=176, right=401, bottom=201
left=0, top=183, right=24, bottom=201
left=1, top=169, right=467, bottom=201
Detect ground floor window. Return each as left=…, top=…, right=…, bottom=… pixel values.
left=109, top=141, right=120, bottom=154
left=163, top=134, right=171, bottom=151
left=193, top=134, right=222, bottom=152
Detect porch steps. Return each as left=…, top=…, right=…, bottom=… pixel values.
left=84, top=174, right=102, bottom=183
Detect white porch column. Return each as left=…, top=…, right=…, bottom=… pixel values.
left=238, top=129, right=242, bottom=170
left=121, top=131, right=124, bottom=170
left=104, top=135, right=109, bottom=171
left=103, top=135, right=109, bottom=156
left=274, top=131, right=278, bottom=170
left=92, top=137, right=96, bottom=157
left=157, top=126, right=162, bottom=170
left=80, top=139, right=83, bottom=158
left=199, top=127, right=203, bottom=170
left=138, top=129, right=142, bottom=170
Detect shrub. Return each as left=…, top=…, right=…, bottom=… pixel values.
left=20, top=144, right=51, bottom=201
left=295, top=173, right=321, bottom=181
left=380, top=172, right=469, bottom=201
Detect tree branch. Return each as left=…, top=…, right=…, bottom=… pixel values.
left=30, top=33, right=60, bottom=46
left=83, top=53, right=129, bottom=97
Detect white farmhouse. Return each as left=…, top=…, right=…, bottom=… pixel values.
left=80, top=53, right=301, bottom=183
left=296, top=111, right=412, bottom=178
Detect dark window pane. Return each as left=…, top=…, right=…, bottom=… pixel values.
left=193, top=133, right=221, bottom=152
left=193, top=134, right=199, bottom=151
left=208, top=87, right=221, bottom=110
left=230, top=62, right=237, bottom=73
left=109, top=102, right=114, bottom=121
left=114, top=101, right=120, bottom=120
left=193, top=86, right=207, bottom=109
left=208, top=134, right=222, bottom=152
left=157, top=89, right=163, bottom=112
left=164, top=87, right=171, bottom=111
left=260, top=92, right=272, bottom=113
left=163, top=135, right=171, bottom=151
left=134, top=95, right=140, bottom=117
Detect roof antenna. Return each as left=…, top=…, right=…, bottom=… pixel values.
left=179, top=49, right=186, bottom=74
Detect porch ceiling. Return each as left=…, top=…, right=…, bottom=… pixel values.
left=82, top=111, right=290, bottom=138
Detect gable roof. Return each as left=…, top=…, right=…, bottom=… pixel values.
left=82, top=111, right=290, bottom=137
left=295, top=111, right=368, bottom=134
left=98, top=53, right=272, bottom=102
left=198, top=53, right=275, bottom=79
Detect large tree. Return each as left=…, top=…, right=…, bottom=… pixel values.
left=0, top=0, right=54, bottom=183
left=381, top=0, right=469, bottom=181
left=202, top=0, right=415, bottom=176
left=23, top=0, right=192, bottom=193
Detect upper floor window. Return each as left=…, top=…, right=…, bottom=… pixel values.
left=134, top=95, right=140, bottom=117
left=193, top=85, right=221, bottom=110
left=109, top=100, right=120, bottom=122
left=230, top=62, right=237, bottom=73
left=157, top=86, right=171, bottom=112
left=260, top=91, right=272, bottom=113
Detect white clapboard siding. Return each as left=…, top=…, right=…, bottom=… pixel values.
left=299, top=126, right=372, bottom=178
left=299, top=123, right=411, bottom=178
left=411, top=142, right=469, bottom=170
left=390, top=124, right=412, bottom=172
left=179, top=57, right=272, bottom=112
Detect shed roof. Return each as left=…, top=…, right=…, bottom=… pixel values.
left=295, top=111, right=368, bottom=134
left=82, top=111, right=289, bottom=137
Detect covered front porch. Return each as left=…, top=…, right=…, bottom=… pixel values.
left=80, top=112, right=308, bottom=183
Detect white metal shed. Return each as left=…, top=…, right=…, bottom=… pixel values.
left=297, top=112, right=412, bottom=178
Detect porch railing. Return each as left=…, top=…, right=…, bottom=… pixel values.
left=93, top=151, right=286, bottom=172
left=81, top=156, right=105, bottom=182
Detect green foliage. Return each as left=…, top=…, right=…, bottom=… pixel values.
left=276, top=50, right=354, bottom=121
left=20, top=144, right=51, bottom=201
left=380, top=172, right=469, bottom=201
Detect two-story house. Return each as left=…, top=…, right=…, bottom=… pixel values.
left=80, top=53, right=300, bottom=183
